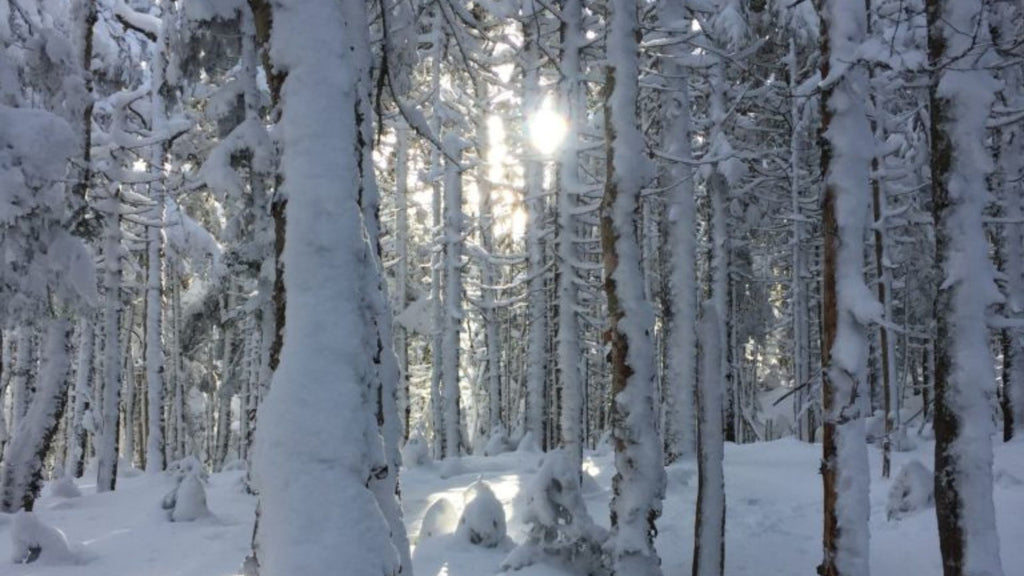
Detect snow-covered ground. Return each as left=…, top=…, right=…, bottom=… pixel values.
left=2, top=436, right=1022, bottom=575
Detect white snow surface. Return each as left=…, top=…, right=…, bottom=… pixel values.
left=1, top=438, right=1022, bottom=575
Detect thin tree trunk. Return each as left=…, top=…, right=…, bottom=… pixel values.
left=557, top=0, right=585, bottom=471
left=214, top=290, right=236, bottom=470
left=474, top=75, right=504, bottom=439
left=66, top=318, right=93, bottom=478
left=97, top=191, right=123, bottom=493
left=441, top=137, right=464, bottom=459
left=394, top=123, right=411, bottom=442
left=693, top=304, right=725, bottom=576
left=523, top=12, right=548, bottom=449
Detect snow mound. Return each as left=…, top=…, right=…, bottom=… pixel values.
left=162, top=456, right=210, bottom=522
left=171, top=474, right=209, bottom=522
left=887, top=460, right=934, bottom=520
left=419, top=497, right=458, bottom=540
left=10, top=511, right=83, bottom=565
left=502, top=449, right=608, bottom=574
left=457, top=481, right=507, bottom=547
left=994, top=468, right=1023, bottom=489
left=401, top=430, right=431, bottom=467
left=49, top=476, right=82, bottom=499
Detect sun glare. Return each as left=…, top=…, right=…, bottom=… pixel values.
left=527, top=102, right=568, bottom=156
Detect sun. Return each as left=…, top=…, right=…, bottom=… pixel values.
left=527, top=101, right=568, bottom=156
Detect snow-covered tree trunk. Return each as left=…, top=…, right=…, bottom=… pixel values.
left=9, top=328, right=33, bottom=430
left=442, top=135, right=464, bottom=459
left=352, top=19, right=413, bottom=570
left=705, top=59, right=735, bottom=443
left=927, top=1, right=1005, bottom=574
left=787, top=39, right=812, bottom=443
left=864, top=6, right=898, bottom=477
left=214, top=290, right=236, bottom=471
left=143, top=192, right=165, bottom=471
left=998, top=144, right=1024, bottom=441
left=817, top=1, right=874, bottom=574
left=428, top=10, right=445, bottom=458
left=991, top=7, right=1024, bottom=441
left=475, top=74, right=504, bottom=439
left=523, top=13, right=548, bottom=449
left=0, top=320, right=73, bottom=512
left=0, top=334, right=8, bottom=453
left=657, top=0, right=697, bottom=463
left=97, top=192, right=123, bottom=493
left=394, top=123, right=412, bottom=441
left=66, top=318, right=93, bottom=478
left=169, top=260, right=188, bottom=461
left=693, top=304, right=725, bottom=576
left=557, top=0, right=584, bottom=471
left=252, top=0, right=402, bottom=574
left=603, top=0, right=666, bottom=573
left=238, top=321, right=256, bottom=463
left=143, top=5, right=169, bottom=475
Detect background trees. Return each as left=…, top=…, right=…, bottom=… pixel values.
left=0, top=0, right=1019, bottom=574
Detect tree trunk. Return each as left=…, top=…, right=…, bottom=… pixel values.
left=523, top=13, right=548, bottom=449
left=251, top=1, right=402, bottom=574
left=657, top=0, right=697, bottom=463
left=0, top=320, right=73, bottom=512
left=603, top=0, right=666, bottom=573
left=441, top=136, right=464, bottom=459
left=927, top=0, right=1005, bottom=573
left=66, top=318, right=93, bottom=477
left=97, top=191, right=123, bottom=493
left=817, top=1, right=873, bottom=574
left=693, top=304, right=725, bottom=576
left=556, top=0, right=585, bottom=471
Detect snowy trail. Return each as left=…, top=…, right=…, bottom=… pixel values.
left=1, top=438, right=1022, bottom=575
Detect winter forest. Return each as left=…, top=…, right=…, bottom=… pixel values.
left=1, top=0, right=1023, bottom=575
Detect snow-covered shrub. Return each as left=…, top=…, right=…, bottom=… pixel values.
left=886, top=460, right=933, bottom=520
left=167, top=455, right=210, bottom=482
left=401, top=429, right=431, bottom=468
left=483, top=425, right=511, bottom=456
left=49, top=476, right=81, bottom=499
left=10, top=512, right=82, bottom=564
left=502, top=450, right=608, bottom=574
left=162, top=456, right=209, bottom=522
left=457, top=481, right=507, bottom=547
left=419, top=497, right=458, bottom=540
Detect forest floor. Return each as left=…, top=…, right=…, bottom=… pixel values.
left=1, top=434, right=1022, bottom=575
